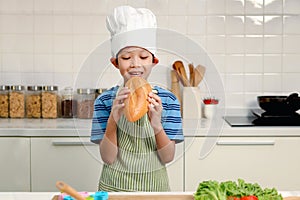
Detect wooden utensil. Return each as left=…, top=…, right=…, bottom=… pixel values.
left=171, top=70, right=181, bottom=103
left=188, top=63, right=195, bottom=87
left=284, top=197, right=300, bottom=200
left=172, top=61, right=189, bottom=86
left=53, top=193, right=194, bottom=200
left=55, top=181, right=85, bottom=200
left=108, top=193, right=194, bottom=200
left=194, top=64, right=206, bottom=87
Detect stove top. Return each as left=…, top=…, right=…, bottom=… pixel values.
left=224, top=109, right=300, bottom=127
left=224, top=116, right=256, bottom=127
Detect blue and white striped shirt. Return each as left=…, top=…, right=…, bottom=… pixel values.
left=91, top=85, right=184, bottom=144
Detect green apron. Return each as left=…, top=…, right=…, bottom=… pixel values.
left=98, top=114, right=170, bottom=192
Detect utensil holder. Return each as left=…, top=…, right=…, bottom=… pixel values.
left=183, top=87, right=202, bottom=119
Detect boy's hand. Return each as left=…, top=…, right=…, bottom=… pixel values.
left=147, top=92, right=163, bottom=134
left=111, top=87, right=130, bottom=123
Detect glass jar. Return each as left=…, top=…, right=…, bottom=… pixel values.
left=26, top=86, right=42, bottom=118
left=9, top=85, right=25, bottom=118
left=42, top=85, right=58, bottom=119
left=61, top=87, right=77, bottom=118
left=0, top=85, right=10, bottom=118
left=95, top=88, right=107, bottom=99
left=76, top=88, right=95, bottom=119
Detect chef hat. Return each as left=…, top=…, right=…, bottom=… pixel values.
left=106, top=6, right=157, bottom=58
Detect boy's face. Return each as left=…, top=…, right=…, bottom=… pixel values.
left=111, top=47, right=159, bottom=83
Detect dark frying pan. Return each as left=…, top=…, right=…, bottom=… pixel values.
left=257, top=93, right=300, bottom=114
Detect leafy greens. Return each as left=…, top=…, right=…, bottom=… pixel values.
left=194, top=179, right=283, bottom=200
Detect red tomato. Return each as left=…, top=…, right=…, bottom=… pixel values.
left=240, top=196, right=258, bottom=200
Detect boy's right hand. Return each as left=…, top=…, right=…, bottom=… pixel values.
left=111, top=87, right=130, bottom=123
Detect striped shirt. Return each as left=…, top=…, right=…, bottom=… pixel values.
left=91, top=85, right=184, bottom=144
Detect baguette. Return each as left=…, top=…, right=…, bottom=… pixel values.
left=124, top=77, right=152, bottom=122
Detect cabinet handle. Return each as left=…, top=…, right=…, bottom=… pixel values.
left=216, top=140, right=275, bottom=146
left=52, top=140, right=97, bottom=146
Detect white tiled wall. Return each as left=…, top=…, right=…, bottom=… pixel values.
left=0, top=0, right=300, bottom=110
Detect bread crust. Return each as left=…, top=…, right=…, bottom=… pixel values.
left=124, top=77, right=152, bottom=122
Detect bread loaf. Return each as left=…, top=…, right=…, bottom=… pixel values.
left=124, top=77, right=152, bottom=122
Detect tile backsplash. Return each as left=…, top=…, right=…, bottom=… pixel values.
left=0, top=0, right=300, bottom=111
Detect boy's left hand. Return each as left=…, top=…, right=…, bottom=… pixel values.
left=147, top=92, right=163, bottom=134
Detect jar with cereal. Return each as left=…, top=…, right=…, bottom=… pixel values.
left=42, top=86, right=58, bottom=119
left=26, top=86, right=42, bottom=118
left=76, top=88, right=95, bottom=119
left=9, top=85, right=25, bottom=118
left=0, top=85, right=10, bottom=118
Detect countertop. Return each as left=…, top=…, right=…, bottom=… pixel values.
left=0, top=118, right=91, bottom=137
left=1, top=117, right=300, bottom=137
left=0, top=191, right=299, bottom=200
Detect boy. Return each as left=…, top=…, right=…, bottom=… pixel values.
left=91, top=6, right=184, bottom=192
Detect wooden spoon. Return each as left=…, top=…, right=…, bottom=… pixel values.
left=56, top=181, right=85, bottom=200
left=173, top=60, right=189, bottom=86
left=171, top=70, right=181, bottom=103
left=188, top=63, right=195, bottom=87
left=194, top=64, right=206, bottom=87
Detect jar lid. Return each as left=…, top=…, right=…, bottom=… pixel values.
left=62, top=87, right=74, bottom=97
left=27, top=85, right=42, bottom=91
left=0, top=85, right=10, bottom=91
left=95, top=88, right=107, bottom=94
left=43, top=85, right=58, bottom=91
left=10, top=85, right=25, bottom=91
left=77, top=88, right=95, bottom=94
left=63, top=87, right=73, bottom=93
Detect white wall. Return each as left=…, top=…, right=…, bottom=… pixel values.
left=0, top=0, right=300, bottom=111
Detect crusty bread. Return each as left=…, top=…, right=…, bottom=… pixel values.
left=124, top=77, right=152, bottom=122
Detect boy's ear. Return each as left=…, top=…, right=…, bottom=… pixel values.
left=153, top=57, right=159, bottom=64
left=110, top=57, right=119, bottom=68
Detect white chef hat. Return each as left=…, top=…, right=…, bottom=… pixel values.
left=106, top=6, right=157, bottom=58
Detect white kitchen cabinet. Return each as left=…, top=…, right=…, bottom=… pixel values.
left=30, top=137, right=184, bottom=192
left=184, top=137, right=300, bottom=192
left=0, top=137, right=30, bottom=191
left=167, top=142, right=184, bottom=191
left=31, top=137, right=102, bottom=192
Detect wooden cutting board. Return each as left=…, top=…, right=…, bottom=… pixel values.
left=52, top=194, right=300, bottom=200
left=52, top=193, right=194, bottom=200
left=284, top=197, right=300, bottom=200
left=108, top=194, right=194, bottom=200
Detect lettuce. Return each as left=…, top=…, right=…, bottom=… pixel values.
left=256, top=188, right=283, bottom=200
left=194, top=180, right=227, bottom=200
left=194, top=179, right=283, bottom=200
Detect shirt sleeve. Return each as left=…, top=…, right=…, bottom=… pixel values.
left=90, top=88, right=115, bottom=144
left=157, top=87, right=184, bottom=143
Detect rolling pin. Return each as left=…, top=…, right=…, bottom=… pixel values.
left=56, top=181, right=85, bottom=200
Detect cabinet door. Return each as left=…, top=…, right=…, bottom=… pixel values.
left=0, top=137, right=30, bottom=191
left=167, top=141, right=184, bottom=191
left=185, top=137, right=300, bottom=192
left=31, top=137, right=102, bottom=192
